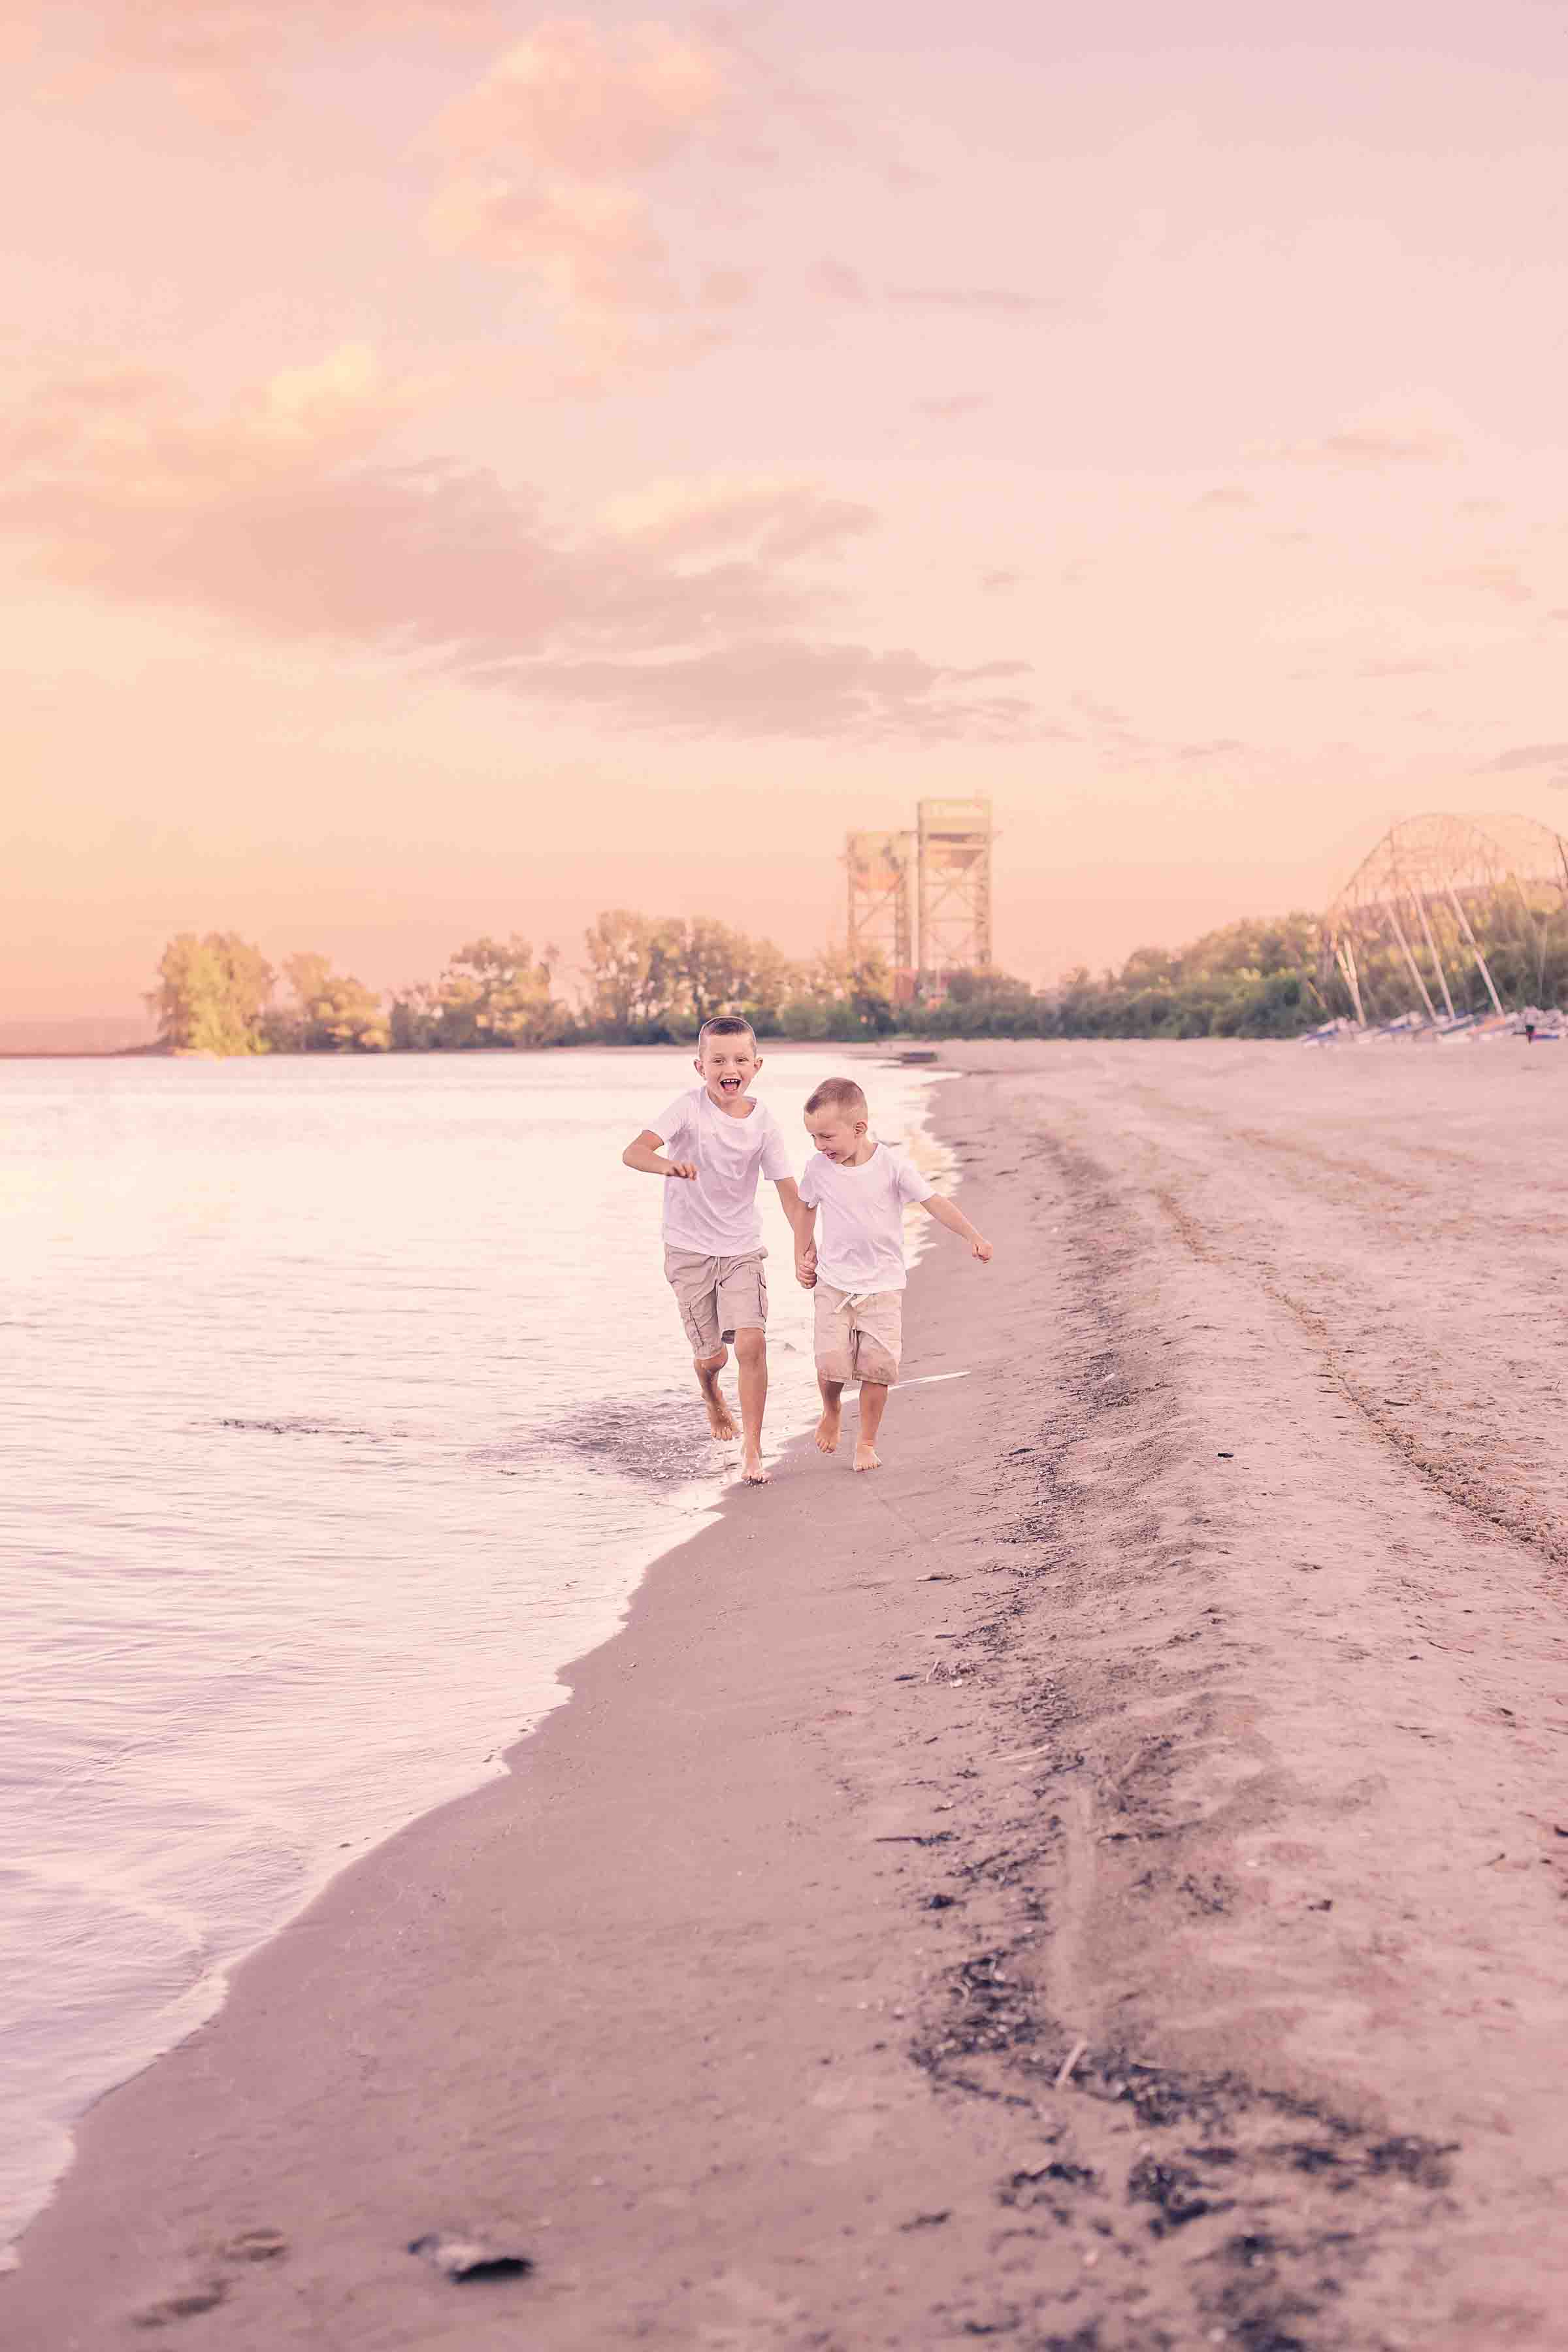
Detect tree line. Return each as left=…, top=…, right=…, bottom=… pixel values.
left=148, top=897, right=1567, bottom=1056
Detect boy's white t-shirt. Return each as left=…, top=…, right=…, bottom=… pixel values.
left=651, top=1086, right=792, bottom=1256
left=798, top=1141, right=934, bottom=1294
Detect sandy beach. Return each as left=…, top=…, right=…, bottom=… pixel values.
left=10, top=1039, right=1568, bottom=2351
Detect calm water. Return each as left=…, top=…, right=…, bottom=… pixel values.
left=0, top=1049, right=947, bottom=2255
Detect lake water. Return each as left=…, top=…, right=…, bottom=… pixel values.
left=0, top=1049, right=949, bottom=2257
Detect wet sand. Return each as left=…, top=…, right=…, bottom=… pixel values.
left=9, top=1039, right=1568, bottom=2350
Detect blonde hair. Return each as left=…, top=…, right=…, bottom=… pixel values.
left=804, top=1077, right=868, bottom=1117
left=697, top=1015, right=756, bottom=1049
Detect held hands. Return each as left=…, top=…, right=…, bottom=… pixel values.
left=795, top=1243, right=818, bottom=1289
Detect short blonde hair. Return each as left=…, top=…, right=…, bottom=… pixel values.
left=804, top=1077, right=868, bottom=1118
left=697, top=1015, right=756, bottom=1050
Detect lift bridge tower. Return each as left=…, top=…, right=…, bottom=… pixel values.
left=917, top=796, right=993, bottom=985
left=844, top=828, right=917, bottom=978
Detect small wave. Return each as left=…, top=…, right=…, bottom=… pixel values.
left=477, top=1396, right=725, bottom=1489
left=214, top=1416, right=389, bottom=1443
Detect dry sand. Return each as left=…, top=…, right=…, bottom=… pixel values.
left=8, top=1039, right=1568, bottom=2351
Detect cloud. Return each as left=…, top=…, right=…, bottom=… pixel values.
left=815, top=265, right=1062, bottom=319
left=1357, top=658, right=1448, bottom=678
left=485, top=641, right=1037, bottom=742
left=33, top=0, right=500, bottom=122
left=815, top=258, right=872, bottom=304
left=426, top=174, right=679, bottom=310
left=914, top=394, right=986, bottom=420
left=886, top=284, right=1063, bottom=318
left=419, top=19, right=738, bottom=374
left=698, top=267, right=754, bottom=310
left=1480, top=742, right=1568, bottom=772
left=1439, top=561, right=1533, bottom=605
left=429, top=20, right=726, bottom=174
left=1171, top=738, right=1246, bottom=762
left=1267, top=425, right=1461, bottom=468
left=1072, top=691, right=1128, bottom=728
left=0, top=357, right=1037, bottom=743
left=1193, top=485, right=1256, bottom=510
left=598, top=474, right=875, bottom=561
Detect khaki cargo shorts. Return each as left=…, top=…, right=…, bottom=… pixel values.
left=664, top=1247, right=768, bottom=1360
left=813, top=1281, right=903, bottom=1386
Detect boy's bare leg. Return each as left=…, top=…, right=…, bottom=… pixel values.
left=855, top=1381, right=889, bottom=1473
left=815, top=1374, right=843, bottom=1455
left=694, top=1348, right=736, bottom=1441
left=734, top=1328, right=769, bottom=1484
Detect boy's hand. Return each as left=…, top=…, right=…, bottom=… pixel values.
left=795, top=1245, right=817, bottom=1288
left=972, top=1236, right=993, bottom=1262
left=666, top=1160, right=697, bottom=1180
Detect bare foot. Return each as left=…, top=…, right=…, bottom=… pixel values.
left=740, top=1446, right=771, bottom=1484
left=698, top=1367, right=738, bottom=1441
left=815, top=1403, right=841, bottom=1454
left=853, top=1440, right=881, bottom=1473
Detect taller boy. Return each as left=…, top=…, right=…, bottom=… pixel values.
left=622, top=1017, right=800, bottom=1485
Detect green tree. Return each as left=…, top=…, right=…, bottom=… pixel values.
left=581, top=911, right=689, bottom=1036
left=672, top=918, right=756, bottom=1030
left=388, top=981, right=441, bottom=1051
left=583, top=909, right=656, bottom=1034
left=434, top=936, right=569, bottom=1049
left=278, top=953, right=389, bottom=1051
left=149, top=932, right=274, bottom=1055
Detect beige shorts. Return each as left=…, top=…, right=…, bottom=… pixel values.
left=664, top=1247, right=768, bottom=1359
left=813, top=1282, right=903, bottom=1386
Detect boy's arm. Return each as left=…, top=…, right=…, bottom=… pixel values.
left=621, top=1128, right=696, bottom=1180
left=920, top=1192, right=993, bottom=1261
left=792, top=1200, right=819, bottom=1286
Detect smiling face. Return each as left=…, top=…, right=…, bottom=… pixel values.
left=694, top=1026, right=760, bottom=1107
left=805, top=1104, right=870, bottom=1164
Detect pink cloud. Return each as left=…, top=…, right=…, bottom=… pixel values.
left=815, top=258, right=871, bottom=304
left=1357, top=658, right=1448, bottom=677
left=1193, top=485, right=1256, bottom=510
left=417, top=18, right=741, bottom=370
left=1439, top=560, right=1533, bottom=604
left=886, top=284, right=1065, bottom=318
left=599, top=474, right=875, bottom=562
left=426, top=174, right=679, bottom=310
left=698, top=267, right=755, bottom=310
left=1267, top=424, right=1462, bottom=467
left=430, top=19, right=726, bottom=173
left=0, top=358, right=1037, bottom=743
left=817, top=265, right=1062, bottom=320
left=44, top=0, right=498, bottom=73
left=915, top=394, right=987, bottom=419
left=1481, top=742, right=1568, bottom=772
left=480, top=640, right=1038, bottom=742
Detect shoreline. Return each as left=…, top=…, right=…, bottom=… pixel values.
left=1, top=1045, right=952, bottom=2276
left=10, top=1043, right=1568, bottom=2348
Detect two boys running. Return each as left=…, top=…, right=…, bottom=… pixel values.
left=622, top=1015, right=991, bottom=1481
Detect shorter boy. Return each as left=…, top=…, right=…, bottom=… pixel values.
left=622, top=1015, right=800, bottom=1484
left=794, top=1076, right=992, bottom=1473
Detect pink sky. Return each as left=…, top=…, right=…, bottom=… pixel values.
left=5, top=0, right=1567, bottom=1022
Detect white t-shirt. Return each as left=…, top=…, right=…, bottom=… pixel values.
left=798, top=1141, right=935, bottom=1294
left=651, top=1086, right=792, bottom=1256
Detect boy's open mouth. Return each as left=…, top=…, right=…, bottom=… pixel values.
left=717, top=1075, right=743, bottom=1091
